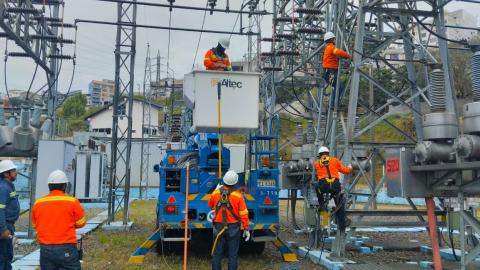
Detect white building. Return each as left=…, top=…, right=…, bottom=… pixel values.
left=83, top=98, right=162, bottom=138
left=420, top=9, right=478, bottom=46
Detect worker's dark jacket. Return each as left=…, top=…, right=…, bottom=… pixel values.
left=0, top=178, right=20, bottom=234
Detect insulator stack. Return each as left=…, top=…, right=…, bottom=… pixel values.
left=297, top=27, right=323, bottom=34
left=296, top=124, right=303, bottom=146
left=8, top=52, right=30, bottom=57
left=20, top=105, right=30, bottom=130
left=262, top=67, right=283, bottom=71
left=295, top=8, right=323, bottom=14
left=48, top=22, right=75, bottom=28
left=32, top=0, right=62, bottom=5
left=30, top=103, right=43, bottom=127
left=472, top=46, right=480, bottom=102
left=40, top=117, right=53, bottom=135
left=59, top=39, right=75, bottom=44
left=277, top=50, right=300, bottom=56
left=429, top=68, right=446, bottom=112
left=39, top=17, right=62, bottom=22
left=306, top=120, right=315, bottom=144
left=8, top=116, right=16, bottom=129
left=0, top=33, right=8, bottom=38
left=261, top=52, right=274, bottom=56
left=274, top=17, right=300, bottom=23
left=6, top=7, right=41, bottom=14
left=48, top=54, right=73, bottom=59
left=275, top=34, right=296, bottom=39
left=261, top=38, right=275, bottom=42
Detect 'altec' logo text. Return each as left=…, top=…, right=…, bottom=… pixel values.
left=211, top=78, right=243, bottom=88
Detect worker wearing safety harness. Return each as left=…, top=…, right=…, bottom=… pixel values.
left=0, top=160, right=19, bottom=270
left=208, top=170, right=249, bottom=270
left=322, top=32, right=352, bottom=110
left=314, top=147, right=352, bottom=230
left=204, top=37, right=232, bottom=71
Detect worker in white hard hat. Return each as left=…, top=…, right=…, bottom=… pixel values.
left=0, top=160, right=19, bottom=270
left=313, top=146, right=352, bottom=230
left=208, top=170, right=249, bottom=270
left=323, top=31, right=353, bottom=111
left=32, top=170, right=86, bottom=270
left=204, top=37, right=231, bottom=71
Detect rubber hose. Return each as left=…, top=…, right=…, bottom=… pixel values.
left=426, top=197, right=442, bottom=270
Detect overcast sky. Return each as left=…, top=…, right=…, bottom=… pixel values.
left=0, top=0, right=479, bottom=97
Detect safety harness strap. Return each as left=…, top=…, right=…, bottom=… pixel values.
left=213, top=187, right=242, bottom=228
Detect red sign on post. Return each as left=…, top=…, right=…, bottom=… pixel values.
left=386, top=159, right=400, bottom=173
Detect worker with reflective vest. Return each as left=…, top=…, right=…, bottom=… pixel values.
left=32, top=170, right=86, bottom=270
left=0, top=160, right=19, bottom=270
left=323, top=32, right=353, bottom=110
left=204, top=37, right=232, bottom=71
left=208, top=170, right=250, bottom=270
left=314, top=146, right=352, bottom=230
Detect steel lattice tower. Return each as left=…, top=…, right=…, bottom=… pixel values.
left=140, top=44, right=152, bottom=200
left=107, top=0, right=137, bottom=225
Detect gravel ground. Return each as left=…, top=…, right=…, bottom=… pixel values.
left=12, top=199, right=468, bottom=269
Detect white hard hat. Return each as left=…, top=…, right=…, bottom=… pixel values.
left=0, top=160, right=17, bottom=174
left=318, top=146, right=330, bottom=155
left=218, top=37, right=230, bottom=49
left=324, top=32, right=336, bottom=41
left=47, top=170, right=69, bottom=184
left=223, top=170, right=238, bottom=185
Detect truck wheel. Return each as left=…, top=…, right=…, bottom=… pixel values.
left=251, top=242, right=266, bottom=254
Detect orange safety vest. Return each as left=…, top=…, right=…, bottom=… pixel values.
left=32, top=190, right=86, bottom=245
left=323, top=43, right=351, bottom=69
left=204, top=49, right=231, bottom=71
left=208, top=186, right=249, bottom=230
left=314, top=157, right=352, bottom=180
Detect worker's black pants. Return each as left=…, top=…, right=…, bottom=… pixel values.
left=323, top=68, right=345, bottom=109
left=212, top=223, right=240, bottom=270
left=315, top=178, right=347, bottom=229
left=40, top=243, right=81, bottom=270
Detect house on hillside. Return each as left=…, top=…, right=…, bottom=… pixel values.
left=83, top=98, right=163, bottom=138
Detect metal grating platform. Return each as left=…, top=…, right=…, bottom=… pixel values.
left=341, top=262, right=425, bottom=270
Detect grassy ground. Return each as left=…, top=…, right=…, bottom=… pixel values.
left=80, top=200, right=293, bottom=270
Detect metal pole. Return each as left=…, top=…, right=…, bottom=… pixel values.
left=369, top=64, right=376, bottom=209
left=27, top=159, right=37, bottom=239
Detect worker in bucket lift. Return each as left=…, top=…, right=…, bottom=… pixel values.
left=32, top=170, right=86, bottom=270
left=0, top=160, right=19, bottom=270
left=208, top=170, right=250, bottom=270
left=204, top=37, right=232, bottom=71
left=322, top=31, right=353, bottom=110
left=314, top=146, right=352, bottom=230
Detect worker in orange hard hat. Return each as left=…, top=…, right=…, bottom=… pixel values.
left=208, top=170, right=250, bottom=270
left=204, top=37, right=231, bottom=71
left=323, top=31, right=353, bottom=110
left=32, top=170, right=86, bottom=270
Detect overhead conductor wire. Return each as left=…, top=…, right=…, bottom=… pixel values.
left=192, top=1, right=209, bottom=70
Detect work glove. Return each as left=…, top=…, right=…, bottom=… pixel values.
left=214, top=63, right=223, bottom=68
left=348, top=164, right=352, bottom=169
left=215, top=184, right=223, bottom=190
left=243, top=230, right=250, bottom=241
left=221, top=64, right=228, bottom=70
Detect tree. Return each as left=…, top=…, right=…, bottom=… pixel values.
left=83, top=106, right=103, bottom=118
left=62, top=94, right=87, bottom=119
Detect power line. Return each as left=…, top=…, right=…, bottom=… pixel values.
left=192, top=1, right=209, bottom=70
